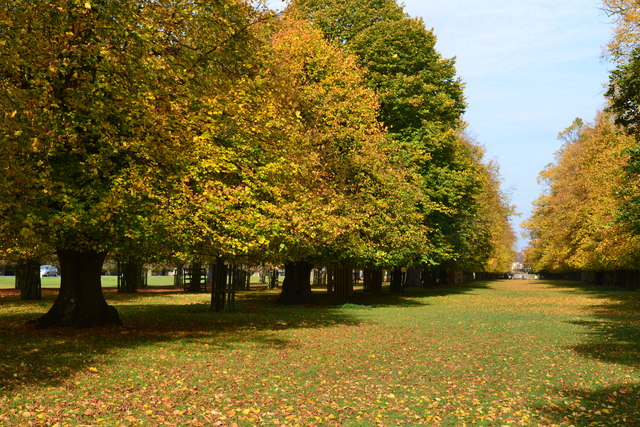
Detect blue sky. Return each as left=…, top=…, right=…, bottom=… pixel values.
left=401, top=1, right=614, bottom=249
left=266, top=0, right=614, bottom=250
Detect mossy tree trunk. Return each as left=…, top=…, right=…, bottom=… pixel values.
left=36, top=249, right=121, bottom=328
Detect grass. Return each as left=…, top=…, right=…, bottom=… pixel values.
left=1, top=279, right=639, bottom=425
left=1, top=275, right=181, bottom=289
left=0, top=274, right=269, bottom=289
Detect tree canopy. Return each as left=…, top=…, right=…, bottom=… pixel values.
left=0, top=0, right=274, bottom=325
left=523, top=113, right=640, bottom=273
left=0, top=0, right=517, bottom=323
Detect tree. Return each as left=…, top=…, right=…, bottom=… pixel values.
left=116, top=257, right=146, bottom=293
left=15, top=259, right=42, bottom=300
left=603, top=0, right=640, bottom=61
left=523, top=113, right=640, bottom=273
left=349, top=17, right=466, bottom=132
left=606, top=46, right=640, bottom=233
left=607, top=50, right=640, bottom=133
left=602, top=2, right=640, bottom=269
left=472, top=158, right=517, bottom=274
left=260, top=10, right=427, bottom=303
left=293, top=0, right=514, bottom=278
left=0, top=0, right=269, bottom=327
left=292, top=0, right=406, bottom=43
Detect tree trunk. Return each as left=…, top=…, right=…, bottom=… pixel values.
left=35, top=249, right=121, bottom=328
left=174, top=264, right=184, bottom=287
left=226, top=266, right=236, bottom=312
left=259, top=266, right=267, bottom=285
left=269, top=268, right=280, bottom=289
left=333, top=264, right=354, bottom=297
left=363, top=267, right=383, bottom=295
left=422, top=268, right=438, bottom=287
left=230, top=265, right=249, bottom=291
left=16, top=259, right=42, bottom=300
left=211, top=257, right=235, bottom=312
left=186, top=262, right=205, bottom=293
left=327, top=265, right=335, bottom=293
left=277, top=261, right=314, bottom=305
left=390, top=266, right=404, bottom=293
left=117, top=258, right=144, bottom=293
left=405, top=267, right=422, bottom=288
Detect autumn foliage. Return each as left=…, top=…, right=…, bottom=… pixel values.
left=0, top=0, right=516, bottom=323
left=524, top=2, right=640, bottom=283
left=524, top=113, right=640, bottom=274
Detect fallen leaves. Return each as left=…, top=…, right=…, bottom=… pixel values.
left=1, top=281, right=639, bottom=425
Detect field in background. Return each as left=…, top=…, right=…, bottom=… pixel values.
left=0, top=274, right=265, bottom=289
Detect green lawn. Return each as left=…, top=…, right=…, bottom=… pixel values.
left=0, top=275, right=179, bottom=289
left=0, top=274, right=269, bottom=289
left=1, top=280, right=639, bottom=425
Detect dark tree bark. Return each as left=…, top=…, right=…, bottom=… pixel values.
left=226, top=266, right=236, bottom=312
left=16, top=259, right=42, bottom=300
left=174, top=264, right=184, bottom=287
left=277, top=261, right=314, bottom=305
left=230, top=265, right=250, bottom=291
left=35, top=249, right=121, bottom=328
left=117, top=258, right=145, bottom=293
left=389, top=266, right=404, bottom=293
left=363, top=267, right=383, bottom=295
left=333, top=264, right=354, bottom=297
left=421, top=268, right=437, bottom=287
left=327, top=265, right=336, bottom=293
left=269, top=268, right=280, bottom=289
left=211, top=257, right=235, bottom=312
left=186, top=261, right=205, bottom=293
left=405, top=267, right=422, bottom=288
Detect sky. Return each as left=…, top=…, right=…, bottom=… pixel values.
left=266, top=0, right=614, bottom=250
left=400, top=1, right=614, bottom=250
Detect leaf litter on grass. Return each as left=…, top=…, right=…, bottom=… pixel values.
left=1, top=280, right=639, bottom=425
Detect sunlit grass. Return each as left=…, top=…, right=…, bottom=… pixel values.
left=0, top=274, right=272, bottom=289
left=1, top=280, right=639, bottom=425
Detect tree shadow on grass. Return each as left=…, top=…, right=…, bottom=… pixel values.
left=542, top=280, right=640, bottom=368
left=569, top=320, right=640, bottom=368
left=0, top=280, right=492, bottom=396
left=0, top=292, right=359, bottom=395
left=536, top=383, right=640, bottom=425
left=309, top=280, right=494, bottom=308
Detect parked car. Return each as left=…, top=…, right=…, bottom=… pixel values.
left=40, top=265, right=59, bottom=277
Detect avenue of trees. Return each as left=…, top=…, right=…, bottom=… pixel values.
left=524, top=0, right=640, bottom=287
left=0, top=0, right=516, bottom=327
